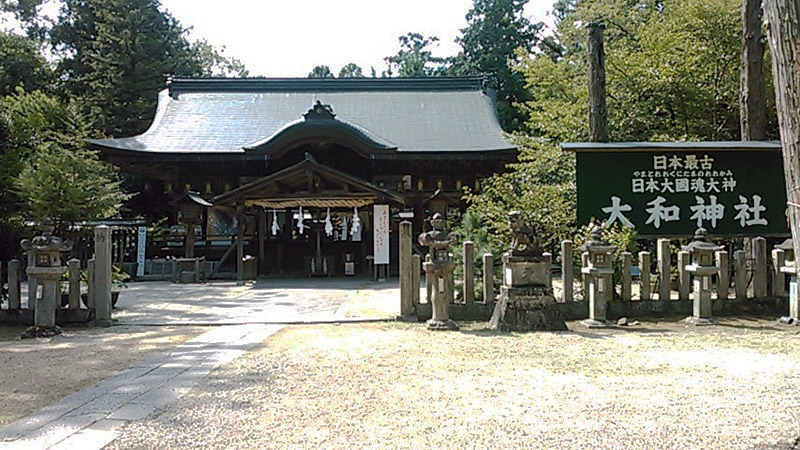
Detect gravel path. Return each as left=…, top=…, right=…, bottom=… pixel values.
left=106, top=319, right=800, bottom=450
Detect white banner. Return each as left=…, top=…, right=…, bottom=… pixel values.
left=136, top=226, right=147, bottom=277
left=373, top=204, right=390, bottom=265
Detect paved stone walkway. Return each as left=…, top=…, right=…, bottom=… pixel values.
left=0, top=324, right=281, bottom=449
left=0, top=278, right=399, bottom=449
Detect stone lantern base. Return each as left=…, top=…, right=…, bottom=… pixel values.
left=489, top=255, right=567, bottom=332
left=21, top=325, right=62, bottom=339
left=579, top=318, right=616, bottom=328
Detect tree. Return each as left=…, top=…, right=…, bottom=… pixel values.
left=739, top=0, right=767, bottom=140
left=190, top=40, right=249, bottom=78
left=338, top=63, right=364, bottom=78
left=0, top=31, right=52, bottom=96
left=0, top=89, right=128, bottom=252
left=452, top=0, right=543, bottom=132
left=764, top=0, right=800, bottom=271
left=47, top=0, right=205, bottom=136
left=308, top=65, right=334, bottom=78
left=384, top=32, right=447, bottom=77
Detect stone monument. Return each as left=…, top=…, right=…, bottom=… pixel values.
left=683, top=228, right=723, bottom=325
left=579, top=225, right=617, bottom=328
left=489, top=211, right=567, bottom=331
left=20, top=219, right=72, bottom=338
left=418, top=213, right=459, bottom=331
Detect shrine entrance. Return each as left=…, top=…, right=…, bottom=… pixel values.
left=211, top=155, right=405, bottom=281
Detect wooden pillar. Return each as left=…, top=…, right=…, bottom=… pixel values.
left=639, top=251, right=651, bottom=301
left=483, top=253, right=494, bottom=303
left=735, top=249, right=747, bottom=300
left=8, top=259, right=20, bottom=310
left=657, top=239, right=671, bottom=301
left=236, top=206, right=244, bottom=286
left=94, top=226, right=112, bottom=327
left=621, top=251, right=632, bottom=301
left=185, top=222, right=195, bottom=258
left=716, top=250, right=730, bottom=300
left=752, top=237, right=768, bottom=298
left=463, top=240, right=474, bottom=305
left=27, top=249, right=37, bottom=311
left=412, top=254, right=421, bottom=307
left=587, top=22, right=608, bottom=142
left=68, top=258, right=81, bottom=310
left=561, top=240, right=573, bottom=303
left=399, top=221, right=414, bottom=316
left=773, top=248, right=787, bottom=297
left=258, top=207, right=267, bottom=275
left=678, top=250, right=691, bottom=301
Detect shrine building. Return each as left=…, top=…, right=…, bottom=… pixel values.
left=89, top=76, right=516, bottom=279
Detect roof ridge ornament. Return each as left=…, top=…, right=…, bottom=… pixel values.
left=303, top=100, right=336, bottom=120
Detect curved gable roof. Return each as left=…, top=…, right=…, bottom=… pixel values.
left=88, top=76, right=515, bottom=158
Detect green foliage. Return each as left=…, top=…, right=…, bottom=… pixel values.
left=308, top=65, right=334, bottom=78
left=464, top=137, right=576, bottom=253
left=451, top=0, right=543, bottom=131
left=338, top=63, right=364, bottom=78
left=384, top=33, right=447, bottom=77
left=0, top=31, right=52, bottom=95
left=521, top=0, right=773, bottom=142
left=452, top=210, right=504, bottom=302
left=2, top=89, right=128, bottom=233
left=189, top=40, right=249, bottom=78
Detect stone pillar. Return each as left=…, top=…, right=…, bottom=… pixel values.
left=463, top=241, right=474, bottom=306
left=734, top=249, right=747, bottom=300
left=657, top=238, right=671, bottom=301
left=621, top=251, right=632, bottom=301
left=8, top=259, right=20, bottom=310
left=561, top=241, right=573, bottom=303
left=639, top=251, right=651, bottom=301
left=752, top=237, right=768, bottom=298
left=425, top=254, right=432, bottom=303
left=87, top=258, right=95, bottom=309
left=68, top=258, right=81, bottom=310
left=27, top=249, right=37, bottom=311
left=716, top=250, right=730, bottom=300
left=94, top=226, right=112, bottom=327
left=236, top=207, right=244, bottom=286
left=483, top=253, right=494, bottom=303
left=581, top=251, right=589, bottom=300
left=678, top=250, right=690, bottom=301
left=772, top=248, right=787, bottom=297
left=399, top=221, right=414, bottom=317
left=543, top=252, right=553, bottom=292
left=412, top=254, right=421, bottom=307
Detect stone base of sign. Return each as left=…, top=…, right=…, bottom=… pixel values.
left=426, top=318, right=459, bottom=331
left=684, top=316, right=719, bottom=326
left=579, top=318, right=616, bottom=328
left=21, top=325, right=62, bottom=339
left=489, top=286, right=567, bottom=332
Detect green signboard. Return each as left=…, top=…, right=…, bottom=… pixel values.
left=570, top=144, right=789, bottom=237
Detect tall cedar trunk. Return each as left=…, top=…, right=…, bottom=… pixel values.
left=741, top=0, right=768, bottom=140
left=587, top=23, right=608, bottom=142
left=764, top=0, right=800, bottom=261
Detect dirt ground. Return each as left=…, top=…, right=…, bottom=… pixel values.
left=0, top=324, right=207, bottom=426
left=107, top=317, right=800, bottom=450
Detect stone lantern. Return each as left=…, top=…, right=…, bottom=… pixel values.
left=579, top=225, right=617, bottom=328
left=418, top=213, right=458, bottom=331
left=776, top=238, right=798, bottom=322
left=682, top=228, right=723, bottom=325
left=20, top=219, right=72, bottom=338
